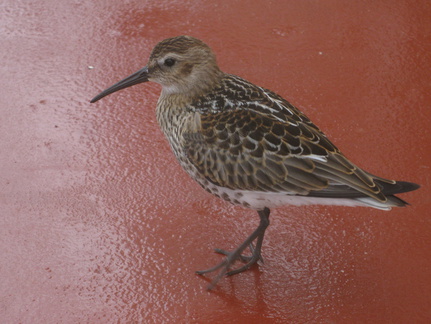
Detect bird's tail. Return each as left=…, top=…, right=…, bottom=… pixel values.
left=357, top=178, right=420, bottom=210
left=374, top=177, right=420, bottom=195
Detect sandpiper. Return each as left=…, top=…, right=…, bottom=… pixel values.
left=91, top=35, right=420, bottom=289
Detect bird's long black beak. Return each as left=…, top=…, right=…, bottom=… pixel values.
left=90, top=66, right=149, bottom=103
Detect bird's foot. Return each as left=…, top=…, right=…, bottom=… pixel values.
left=196, top=208, right=270, bottom=290
left=214, top=244, right=264, bottom=265
left=196, top=244, right=263, bottom=289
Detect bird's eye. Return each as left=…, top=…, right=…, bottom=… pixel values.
left=164, top=58, right=176, bottom=67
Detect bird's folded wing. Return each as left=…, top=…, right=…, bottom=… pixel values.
left=183, top=107, right=388, bottom=201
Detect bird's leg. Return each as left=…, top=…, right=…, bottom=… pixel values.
left=225, top=226, right=266, bottom=276
left=195, top=207, right=270, bottom=276
left=196, top=208, right=270, bottom=289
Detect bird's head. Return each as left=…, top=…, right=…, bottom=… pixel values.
left=90, top=36, right=222, bottom=103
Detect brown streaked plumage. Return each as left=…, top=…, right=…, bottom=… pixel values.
left=91, top=35, right=420, bottom=289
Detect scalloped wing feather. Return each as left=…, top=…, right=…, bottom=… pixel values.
left=181, top=74, right=396, bottom=203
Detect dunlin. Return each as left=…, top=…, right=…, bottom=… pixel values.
left=91, top=36, right=419, bottom=289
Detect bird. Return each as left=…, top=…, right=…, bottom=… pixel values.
left=90, top=35, right=420, bottom=289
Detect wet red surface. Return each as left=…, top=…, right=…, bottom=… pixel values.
left=1, top=0, right=431, bottom=322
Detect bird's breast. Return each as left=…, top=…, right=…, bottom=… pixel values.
left=156, top=96, right=197, bottom=160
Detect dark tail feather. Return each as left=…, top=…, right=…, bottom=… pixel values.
left=386, top=195, right=410, bottom=207
left=376, top=180, right=420, bottom=196
left=375, top=180, right=420, bottom=207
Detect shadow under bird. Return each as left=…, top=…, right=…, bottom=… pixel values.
left=91, top=35, right=420, bottom=290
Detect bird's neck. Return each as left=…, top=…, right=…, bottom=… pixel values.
left=155, top=92, right=190, bottom=142
left=156, top=69, right=224, bottom=143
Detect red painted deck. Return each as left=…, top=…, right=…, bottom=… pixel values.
left=1, top=1, right=430, bottom=322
